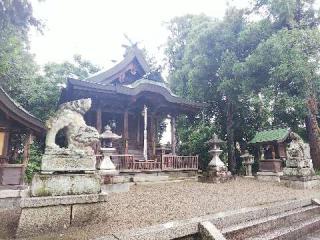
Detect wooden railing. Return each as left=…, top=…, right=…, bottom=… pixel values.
left=105, top=154, right=198, bottom=172
left=161, top=155, right=198, bottom=171
left=110, top=154, right=134, bottom=170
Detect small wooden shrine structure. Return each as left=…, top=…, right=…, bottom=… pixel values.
left=249, top=127, right=292, bottom=173
left=59, top=46, right=202, bottom=172
left=0, top=87, right=46, bottom=185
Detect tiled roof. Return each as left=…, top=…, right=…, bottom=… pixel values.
left=249, top=128, right=291, bottom=144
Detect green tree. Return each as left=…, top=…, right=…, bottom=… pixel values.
left=165, top=8, right=271, bottom=172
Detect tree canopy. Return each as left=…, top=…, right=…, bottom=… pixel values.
left=165, top=0, right=320, bottom=170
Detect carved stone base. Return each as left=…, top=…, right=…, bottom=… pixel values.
left=281, top=175, right=320, bottom=189
left=199, top=166, right=233, bottom=183
left=286, top=157, right=313, bottom=168
left=283, top=167, right=315, bottom=176
left=41, top=151, right=96, bottom=173
left=31, top=173, right=101, bottom=197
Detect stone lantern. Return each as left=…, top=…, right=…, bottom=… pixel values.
left=99, top=125, right=122, bottom=175
left=207, top=134, right=226, bottom=168
left=199, top=133, right=232, bottom=183
left=241, top=150, right=254, bottom=177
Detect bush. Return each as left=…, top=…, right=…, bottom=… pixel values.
left=25, top=141, right=44, bottom=183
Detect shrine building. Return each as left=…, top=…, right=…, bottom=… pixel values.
left=59, top=47, right=204, bottom=172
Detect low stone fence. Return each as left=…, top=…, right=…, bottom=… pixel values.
left=95, top=198, right=314, bottom=240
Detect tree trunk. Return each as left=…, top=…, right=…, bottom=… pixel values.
left=306, top=96, right=320, bottom=169
left=226, top=98, right=236, bottom=173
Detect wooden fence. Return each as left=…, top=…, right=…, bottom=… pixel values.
left=109, top=154, right=198, bottom=172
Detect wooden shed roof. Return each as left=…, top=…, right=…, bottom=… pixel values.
left=0, top=87, right=46, bottom=135
left=249, top=128, right=291, bottom=144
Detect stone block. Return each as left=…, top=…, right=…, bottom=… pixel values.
left=312, top=199, right=320, bottom=206
left=71, top=202, right=106, bottom=226
left=31, top=173, right=101, bottom=197
left=199, top=221, right=226, bottom=240
left=286, top=157, right=312, bottom=168
left=41, top=153, right=96, bottom=172
left=199, top=168, right=233, bottom=183
left=283, top=167, right=315, bottom=176
left=281, top=176, right=320, bottom=189
left=0, top=208, right=21, bottom=239
left=16, top=205, right=70, bottom=238
left=0, top=189, right=21, bottom=199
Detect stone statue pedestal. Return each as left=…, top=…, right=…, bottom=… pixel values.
left=281, top=157, right=319, bottom=189
left=200, top=165, right=233, bottom=183
left=256, top=159, right=284, bottom=182
left=30, top=98, right=102, bottom=197
left=41, top=148, right=96, bottom=174
left=31, top=173, right=101, bottom=196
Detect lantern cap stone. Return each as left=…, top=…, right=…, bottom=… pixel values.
left=100, top=125, right=122, bottom=140
left=240, top=150, right=253, bottom=158
left=207, top=133, right=225, bottom=145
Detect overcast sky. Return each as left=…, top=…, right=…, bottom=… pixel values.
left=30, top=0, right=249, bottom=69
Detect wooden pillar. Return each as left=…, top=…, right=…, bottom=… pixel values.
left=151, top=116, right=156, bottom=158
left=0, top=130, right=9, bottom=164
left=137, top=114, right=140, bottom=144
left=143, top=105, right=148, bottom=160
left=171, top=115, right=176, bottom=155
left=96, top=108, right=102, bottom=133
left=123, top=110, right=129, bottom=154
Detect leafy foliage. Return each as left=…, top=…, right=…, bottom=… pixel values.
left=165, top=0, right=320, bottom=171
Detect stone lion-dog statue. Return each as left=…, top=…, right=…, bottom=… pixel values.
left=45, top=98, right=99, bottom=155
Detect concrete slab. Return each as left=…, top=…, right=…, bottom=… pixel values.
left=20, top=193, right=109, bottom=208
left=199, top=221, right=226, bottom=240
left=16, top=205, right=70, bottom=238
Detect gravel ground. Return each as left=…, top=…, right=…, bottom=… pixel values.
left=23, top=178, right=320, bottom=240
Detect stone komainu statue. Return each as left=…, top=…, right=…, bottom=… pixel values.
left=287, top=132, right=306, bottom=159
left=45, top=98, right=99, bottom=155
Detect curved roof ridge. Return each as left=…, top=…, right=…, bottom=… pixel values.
left=67, top=78, right=205, bottom=111
left=83, top=47, right=151, bottom=84
left=124, top=78, right=179, bottom=97
left=0, top=87, right=46, bottom=134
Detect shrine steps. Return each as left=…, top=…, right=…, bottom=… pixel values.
left=97, top=199, right=320, bottom=240
left=222, top=205, right=320, bottom=240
